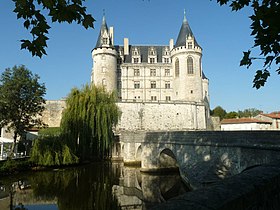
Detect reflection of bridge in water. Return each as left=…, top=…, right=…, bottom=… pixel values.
left=112, top=164, right=190, bottom=209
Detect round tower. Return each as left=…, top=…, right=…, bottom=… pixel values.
left=170, top=12, right=204, bottom=103
left=91, top=15, right=117, bottom=93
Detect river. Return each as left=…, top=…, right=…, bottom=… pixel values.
left=0, top=162, right=190, bottom=210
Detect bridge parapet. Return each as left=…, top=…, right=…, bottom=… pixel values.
left=119, top=130, right=280, bottom=188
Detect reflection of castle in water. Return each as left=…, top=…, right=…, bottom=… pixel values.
left=112, top=163, right=190, bottom=209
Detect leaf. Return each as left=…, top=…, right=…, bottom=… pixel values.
left=240, top=50, right=252, bottom=67
left=23, top=20, right=30, bottom=29
left=82, top=15, right=95, bottom=29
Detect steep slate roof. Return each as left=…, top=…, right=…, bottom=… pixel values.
left=221, top=118, right=272, bottom=124
left=175, top=13, right=200, bottom=48
left=95, top=15, right=113, bottom=49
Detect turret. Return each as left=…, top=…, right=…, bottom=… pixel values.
left=170, top=10, right=204, bottom=103
left=91, top=15, right=117, bottom=93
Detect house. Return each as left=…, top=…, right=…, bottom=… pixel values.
left=255, top=112, right=280, bottom=130
left=221, top=118, right=272, bottom=131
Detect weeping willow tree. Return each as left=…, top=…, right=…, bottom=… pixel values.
left=60, top=85, right=120, bottom=160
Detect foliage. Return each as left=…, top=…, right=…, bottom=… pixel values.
left=0, top=159, right=30, bottom=175
left=0, top=65, right=46, bottom=155
left=225, top=111, right=238, bottom=119
left=38, top=127, right=61, bottom=136
left=60, top=85, right=120, bottom=160
left=211, top=106, right=263, bottom=119
left=12, top=0, right=95, bottom=57
left=30, top=136, right=79, bottom=166
left=238, top=108, right=262, bottom=118
left=211, top=106, right=227, bottom=120
left=215, top=0, right=280, bottom=88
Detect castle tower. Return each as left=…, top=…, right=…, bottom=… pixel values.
left=91, top=15, right=118, bottom=93
left=170, top=11, right=204, bottom=102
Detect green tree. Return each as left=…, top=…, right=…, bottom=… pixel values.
left=0, top=65, right=46, bottom=156
left=211, top=106, right=227, bottom=120
left=238, top=108, right=262, bottom=118
left=12, top=0, right=95, bottom=57
left=225, top=111, right=238, bottom=119
left=60, top=85, right=120, bottom=160
left=215, top=0, right=280, bottom=88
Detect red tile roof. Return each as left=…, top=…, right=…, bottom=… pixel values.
left=221, top=118, right=272, bottom=124
left=261, top=113, right=280, bottom=119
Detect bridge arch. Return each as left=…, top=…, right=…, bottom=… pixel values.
left=159, top=148, right=179, bottom=170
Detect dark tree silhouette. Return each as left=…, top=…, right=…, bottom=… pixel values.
left=215, top=0, right=280, bottom=88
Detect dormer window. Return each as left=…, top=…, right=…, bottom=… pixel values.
left=103, top=37, right=108, bottom=45
left=188, top=42, right=193, bottom=49
left=162, top=47, right=170, bottom=63
left=132, top=47, right=141, bottom=63
left=149, top=58, right=155, bottom=63
left=148, top=47, right=157, bottom=63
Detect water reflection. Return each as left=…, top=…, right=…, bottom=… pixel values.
left=0, top=162, right=189, bottom=210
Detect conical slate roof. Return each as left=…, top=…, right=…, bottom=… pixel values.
left=175, top=12, right=200, bottom=48
left=95, top=15, right=113, bottom=49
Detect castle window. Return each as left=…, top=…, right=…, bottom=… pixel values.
left=151, top=96, right=157, bottom=101
left=165, top=81, right=171, bottom=89
left=102, top=55, right=106, bottom=60
left=166, top=96, right=171, bottom=101
left=175, top=58, right=179, bottom=77
left=165, top=69, right=170, bottom=76
left=187, top=57, right=194, bottom=74
left=134, top=81, right=140, bottom=89
left=102, top=79, right=106, bottom=87
left=151, top=81, right=156, bottom=89
left=134, top=69, right=140, bottom=76
left=149, top=58, right=155, bottom=63
left=133, top=57, right=139, bottom=63
left=150, top=69, right=156, bottom=76
left=164, top=58, right=169, bottom=63
left=103, top=37, right=108, bottom=45
left=102, top=67, right=106, bottom=73
left=188, top=42, right=193, bottom=49
left=117, top=58, right=122, bottom=64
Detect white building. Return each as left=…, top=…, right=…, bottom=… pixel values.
left=221, top=118, right=272, bottom=131
left=91, top=13, right=211, bottom=131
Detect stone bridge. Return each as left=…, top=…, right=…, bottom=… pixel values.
left=114, top=131, right=280, bottom=189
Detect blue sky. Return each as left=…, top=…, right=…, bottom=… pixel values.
left=0, top=0, right=279, bottom=113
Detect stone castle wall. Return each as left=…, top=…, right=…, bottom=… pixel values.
left=41, top=100, right=66, bottom=127
left=116, top=102, right=207, bottom=131
left=41, top=100, right=208, bottom=131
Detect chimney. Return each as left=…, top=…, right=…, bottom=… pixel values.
left=124, top=38, right=129, bottom=55
left=109, top=27, right=114, bottom=45
left=169, top=39, right=174, bottom=51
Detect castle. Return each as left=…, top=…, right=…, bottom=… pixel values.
left=91, top=12, right=211, bottom=131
